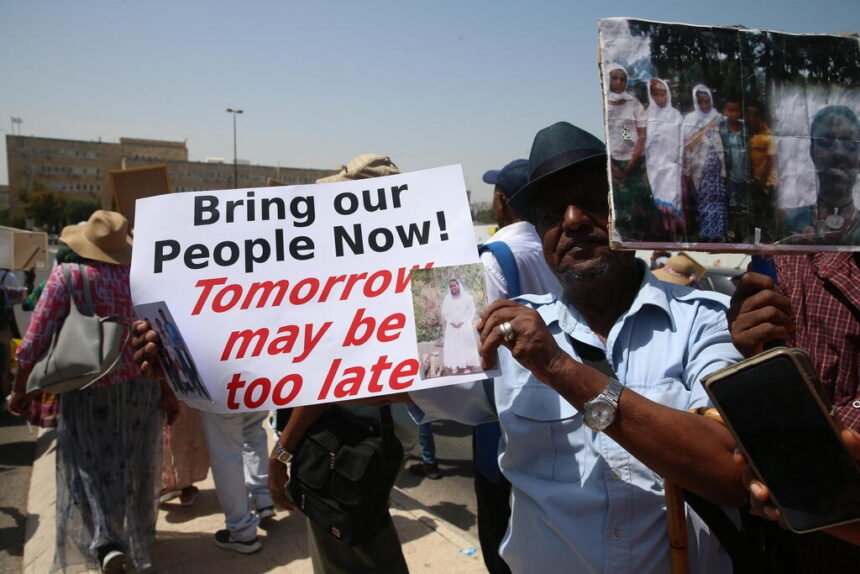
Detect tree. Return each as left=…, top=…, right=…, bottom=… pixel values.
left=19, top=184, right=68, bottom=233
left=64, top=198, right=100, bottom=225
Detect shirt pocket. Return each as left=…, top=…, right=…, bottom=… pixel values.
left=624, top=377, right=692, bottom=412
left=503, top=385, right=589, bottom=483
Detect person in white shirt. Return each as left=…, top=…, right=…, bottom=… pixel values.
left=474, top=159, right=562, bottom=574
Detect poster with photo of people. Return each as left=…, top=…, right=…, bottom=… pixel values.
left=598, top=18, right=860, bottom=251
left=410, top=263, right=500, bottom=381
left=135, top=301, right=213, bottom=403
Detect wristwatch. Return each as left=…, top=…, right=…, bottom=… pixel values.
left=583, top=377, right=624, bottom=432
left=272, top=443, right=294, bottom=465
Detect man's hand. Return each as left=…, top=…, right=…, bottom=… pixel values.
left=476, top=300, right=566, bottom=383
left=131, top=320, right=165, bottom=380
left=727, top=272, right=794, bottom=358
left=268, top=454, right=298, bottom=511
left=735, top=428, right=860, bottom=544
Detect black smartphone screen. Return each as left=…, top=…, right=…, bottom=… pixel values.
left=708, top=353, right=860, bottom=532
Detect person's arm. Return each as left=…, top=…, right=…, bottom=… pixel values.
left=6, top=363, right=33, bottom=416
left=624, top=126, right=647, bottom=176
left=477, top=299, right=746, bottom=507
left=267, top=404, right=332, bottom=510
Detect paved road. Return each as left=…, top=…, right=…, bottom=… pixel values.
left=0, top=410, right=37, bottom=573
left=397, top=419, right=479, bottom=538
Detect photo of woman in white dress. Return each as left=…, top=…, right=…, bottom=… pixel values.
left=441, top=278, right=481, bottom=374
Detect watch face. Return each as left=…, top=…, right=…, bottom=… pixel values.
left=586, top=399, right=615, bottom=430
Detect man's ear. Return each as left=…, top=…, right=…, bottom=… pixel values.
left=496, top=191, right=508, bottom=210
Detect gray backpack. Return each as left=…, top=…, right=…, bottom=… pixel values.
left=26, top=264, right=128, bottom=394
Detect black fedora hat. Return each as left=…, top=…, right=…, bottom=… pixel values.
left=508, top=121, right=606, bottom=220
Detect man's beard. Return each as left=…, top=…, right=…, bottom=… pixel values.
left=556, top=256, right=613, bottom=283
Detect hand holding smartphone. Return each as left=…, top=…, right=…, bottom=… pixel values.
left=703, top=347, right=860, bottom=533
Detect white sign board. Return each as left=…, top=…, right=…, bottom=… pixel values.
left=131, top=165, right=491, bottom=412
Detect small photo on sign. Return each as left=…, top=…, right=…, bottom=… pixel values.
left=134, top=301, right=212, bottom=402
left=410, top=263, right=500, bottom=381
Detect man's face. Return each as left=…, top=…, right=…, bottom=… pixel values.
left=650, top=82, right=668, bottom=108
left=532, top=162, right=619, bottom=283
left=723, top=102, right=742, bottom=124
left=609, top=70, right=627, bottom=94
left=492, top=187, right=506, bottom=224
left=696, top=91, right=712, bottom=114
left=745, top=107, right=762, bottom=132
left=811, top=113, right=860, bottom=204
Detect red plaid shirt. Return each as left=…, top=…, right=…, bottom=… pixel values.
left=776, top=253, right=860, bottom=431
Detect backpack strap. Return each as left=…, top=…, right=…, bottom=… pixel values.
left=478, top=242, right=521, bottom=298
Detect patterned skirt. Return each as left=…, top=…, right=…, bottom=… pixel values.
left=696, top=149, right=727, bottom=241
left=52, top=379, right=161, bottom=572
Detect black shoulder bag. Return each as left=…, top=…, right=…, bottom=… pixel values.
left=288, top=405, right=404, bottom=545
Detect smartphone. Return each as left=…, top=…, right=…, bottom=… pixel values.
left=703, top=347, right=860, bottom=533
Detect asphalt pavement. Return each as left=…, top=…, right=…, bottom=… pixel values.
left=397, top=419, right=479, bottom=537
left=0, top=410, right=37, bottom=573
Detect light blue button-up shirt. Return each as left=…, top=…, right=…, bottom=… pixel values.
left=409, top=268, right=742, bottom=574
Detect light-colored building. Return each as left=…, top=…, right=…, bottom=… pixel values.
left=5, top=135, right=335, bottom=215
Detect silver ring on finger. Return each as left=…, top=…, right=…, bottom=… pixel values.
left=499, top=321, right=515, bottom=343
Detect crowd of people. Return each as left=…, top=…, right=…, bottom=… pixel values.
left=3, top=114, right=859, bottom=574
left=606, top=64, right=860, bottom=246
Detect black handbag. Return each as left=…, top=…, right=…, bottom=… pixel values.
left=288, top=405, right=404, bottom=545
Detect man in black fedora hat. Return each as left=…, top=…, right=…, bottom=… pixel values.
left=409, top=122, right=746, bottom=573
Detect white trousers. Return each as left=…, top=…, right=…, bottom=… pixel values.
left=201, top=411, right=273, bottom=541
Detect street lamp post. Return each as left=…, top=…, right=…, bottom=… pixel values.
left=225, top=108, right=243, bottom=188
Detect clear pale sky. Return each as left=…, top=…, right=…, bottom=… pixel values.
left=1, top=1, right=857, bottom=202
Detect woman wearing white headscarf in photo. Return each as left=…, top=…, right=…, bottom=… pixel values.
left=682, top=84, right=727, bottom=241
left=606, top=63, right=652, bottom=239
left=441, top=279, right=481, bottom=375
left=646, top=78, right=686, bottom=236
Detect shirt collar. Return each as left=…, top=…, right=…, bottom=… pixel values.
left=539, top=261, right=676, bottom=345
left=488, top=220, right=538, bottom=243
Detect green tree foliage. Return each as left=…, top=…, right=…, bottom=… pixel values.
left=626, top=20, right=860, bottom=115
left=19, top=184, right=68, bottom=233
left=64, top=199, right=101, bottom=225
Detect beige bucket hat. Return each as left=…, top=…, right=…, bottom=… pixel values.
left=60, top=210, right=133, bottom=266
left=316, top=154, right=400, bottom=183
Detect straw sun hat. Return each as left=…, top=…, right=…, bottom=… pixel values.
left=60, top=210, right=133, bottom=266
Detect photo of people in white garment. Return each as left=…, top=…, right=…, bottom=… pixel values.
left=410, top=263, right=499, bottom=380
left=598, top=18, right=860, bottom=251
left=134, top=301, right=212, bottom=401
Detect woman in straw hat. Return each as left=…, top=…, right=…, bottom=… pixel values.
left=7, top=210, right=176, bottom=574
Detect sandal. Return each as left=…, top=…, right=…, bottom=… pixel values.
left=179, top=485, right=199, bottom=507
left=159, top=489, right=181, bottom=504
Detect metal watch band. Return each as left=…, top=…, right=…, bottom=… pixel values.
left=273, top=443, right=293, bottom=464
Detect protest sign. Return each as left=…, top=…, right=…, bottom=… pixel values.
left=110, top=164, right=170, bottom=228
left=131, top=165, right=490, bottom=413
left=599, top=18, right=860, bottom=252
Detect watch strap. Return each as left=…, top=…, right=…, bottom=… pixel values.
left=273, top=443, right=293, bottom=464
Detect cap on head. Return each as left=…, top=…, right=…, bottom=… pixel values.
left=652, top=252, right=706, bottom=286
left=316, top=154, right=400, bottom=183
left=482, top=159, right=529, bottom=199
left=508, top=122, right=606, bottom=220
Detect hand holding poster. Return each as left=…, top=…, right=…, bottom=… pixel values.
left=598, top=18, right=860, bottom=252
left=131, top=165, right=495, bottom=413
